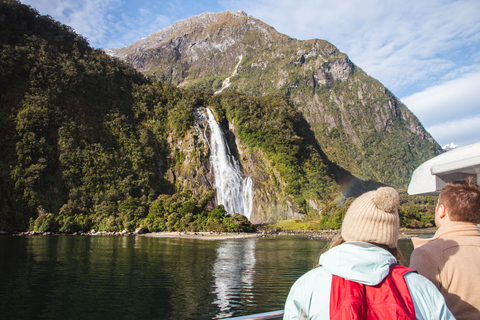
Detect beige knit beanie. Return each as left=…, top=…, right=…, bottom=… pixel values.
left=341, top=187, right=400, bottom=248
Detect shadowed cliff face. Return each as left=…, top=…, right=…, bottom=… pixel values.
left=108, top=10, right=441, bottom=190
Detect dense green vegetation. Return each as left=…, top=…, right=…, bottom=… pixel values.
left=226, top=57, right=440, bottom=188
left=0, top=1, right=252, bottom=232
left=210, top=91, right=340, bottom=213
left=273, top=191, right=436, bottom=231
left=304, top=71, right=440, bottom=187
left=398, top=192, right=436, bottom=228
left=0, top=1, right=437, bottom=233
left=317, top=190, right=436, bottom=230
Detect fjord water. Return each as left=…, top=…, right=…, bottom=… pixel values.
left=0, top=235, right=414, bottom=320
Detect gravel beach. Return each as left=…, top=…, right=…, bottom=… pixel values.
left=140, top=227, right=437, bottom=241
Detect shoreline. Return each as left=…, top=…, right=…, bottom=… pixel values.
left=142, top=227, right=438, bottom=241
left=127, top=227, right=438, bottom=241
left=3, top=227, right=437, bottom=240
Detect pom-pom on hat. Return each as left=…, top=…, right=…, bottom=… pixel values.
left=341, top=187, right=400, bottom=248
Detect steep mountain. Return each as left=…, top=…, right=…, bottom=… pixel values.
left=108, top=10, right=441, bottom=187
left=0, top=1, right=438, bottom=232
left=0, top=1, right=338, bottom=230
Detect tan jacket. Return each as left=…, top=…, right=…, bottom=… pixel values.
left=410, top=221, right=480, bottom=320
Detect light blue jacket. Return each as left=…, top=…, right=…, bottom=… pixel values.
left=284, top=242, right=455, bottom=320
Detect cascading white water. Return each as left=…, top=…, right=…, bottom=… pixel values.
left=194, top=108, right=254, bottom=220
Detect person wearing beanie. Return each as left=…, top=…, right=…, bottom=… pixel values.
left=283, top=187, right=454, bottom=320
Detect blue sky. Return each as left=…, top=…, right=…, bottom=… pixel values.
left=21, top=0, right=480, bottom=148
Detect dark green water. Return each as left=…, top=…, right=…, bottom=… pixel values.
left=0, top=235, right=414, bottom=319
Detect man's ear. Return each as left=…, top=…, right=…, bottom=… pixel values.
left=438, top=204, right=453, bottom=223
left=437, top=204, right=447, bottom=219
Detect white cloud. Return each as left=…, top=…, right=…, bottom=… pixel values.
left=20, top=0, right=171, bottom=48
left=106, top=7, right=171, bottom=49
left=427, top=115, right=480, bottom=147
left=21, top=0, right=121, bottom=47
left=401, top=71, right=480, bottom=147
left=401, top=72, right=480, bottom=127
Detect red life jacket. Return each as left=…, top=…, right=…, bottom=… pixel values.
left=330, top=265, right=416, bottom=320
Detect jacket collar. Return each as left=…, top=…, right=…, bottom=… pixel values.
left=319, top=241, right=397, bottom=286
left=412, top=221, right=480, bottom=248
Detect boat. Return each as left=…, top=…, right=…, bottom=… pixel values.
left=408, top=142, right=480, bottom=195
left=225, top=310, right=284, bottom=319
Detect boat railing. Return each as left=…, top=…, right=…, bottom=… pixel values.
left=224, top=309, right=284, bottom=320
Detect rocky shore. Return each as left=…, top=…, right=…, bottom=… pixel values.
left=3, top=227, right=437, bottom=241
left=7, top=229, right=143, bottom=237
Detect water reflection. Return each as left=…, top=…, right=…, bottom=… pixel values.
left=0, top=236, right=419, bottom=320
left=212, top=239, right=257, bottom=318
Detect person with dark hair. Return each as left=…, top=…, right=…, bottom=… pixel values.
left=410, top=178, right=480, bottom=319
left=284, top=187, right=453, bottom=320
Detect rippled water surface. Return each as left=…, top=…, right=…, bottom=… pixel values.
left=0, top=235, right=414, bottom=319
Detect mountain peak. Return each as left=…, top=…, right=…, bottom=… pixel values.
left=234, top=10, right=249, bottom=17
left=107, top=10, right=272, bottom=59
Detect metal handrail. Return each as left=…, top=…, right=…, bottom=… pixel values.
left=224, top=309, right=284, bottom=320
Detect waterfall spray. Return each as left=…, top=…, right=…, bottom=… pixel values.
left=194, top=108, right=254, bottom=220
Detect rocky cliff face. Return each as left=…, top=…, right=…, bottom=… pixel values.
left=226, top=118, right=305, bottom=223
left=163, top=107, right=304, bottom=223
left=108, top=10, right=441, bottom=222
left=164, top=122, right=214, bottom=194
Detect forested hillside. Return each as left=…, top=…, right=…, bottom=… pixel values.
left=0, top=1, right=252, bottom=232
left=0, top=1, right=436, bottom=233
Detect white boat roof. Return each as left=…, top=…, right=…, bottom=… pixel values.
left=408, top=142, right=480, bottom=195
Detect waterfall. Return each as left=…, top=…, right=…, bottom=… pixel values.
left=194, top=108, right=254, bottom=220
